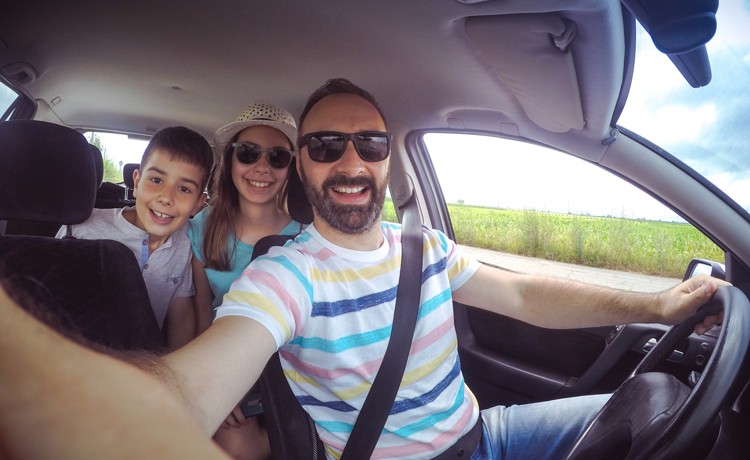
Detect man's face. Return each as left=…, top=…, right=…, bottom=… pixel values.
left=298, top=93, right=390, bottom=235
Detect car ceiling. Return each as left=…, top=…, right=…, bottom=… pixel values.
left=0, top=0, right=626, bottom=158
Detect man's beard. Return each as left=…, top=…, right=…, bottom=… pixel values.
left=300, top=167, right=389, bottom=235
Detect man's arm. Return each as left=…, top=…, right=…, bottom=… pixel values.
left=0, top=285, right=231, bottom=460
left=453, top=264, right=721, bottom=332
left=161, top=315, right=278, bottom=435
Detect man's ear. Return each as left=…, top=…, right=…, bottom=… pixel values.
left=131, top=168, right=141, bottom=198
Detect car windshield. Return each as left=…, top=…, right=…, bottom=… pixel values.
left=618, top=4, right=750, bottom=213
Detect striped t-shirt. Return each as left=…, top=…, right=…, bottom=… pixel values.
left=215, top=222, right=481, bottom=459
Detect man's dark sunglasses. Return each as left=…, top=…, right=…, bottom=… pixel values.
left=297, top=131, right=392, bottom=163
left=232, top=142, right=293, bottom=169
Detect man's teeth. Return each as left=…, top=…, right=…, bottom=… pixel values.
left=334, top=186, right=365, bottom=194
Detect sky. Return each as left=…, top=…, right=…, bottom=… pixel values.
left=87, top=132, right=148, bottom=168
left=617, top=1, right=750, bottom=213
left=94, top=2, right=749, bottom=221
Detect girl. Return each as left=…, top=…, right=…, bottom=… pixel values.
left=188, top=101, right=303, bottom=460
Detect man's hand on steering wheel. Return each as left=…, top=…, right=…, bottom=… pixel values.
left=659, top=274, right=728, bottom=334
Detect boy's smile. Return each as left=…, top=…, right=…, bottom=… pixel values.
left=127, top=149, right=206, bottom=252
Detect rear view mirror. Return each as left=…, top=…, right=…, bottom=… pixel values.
left=622, top=0, right=718, bottom=87
left=683, top=258, right=725, bottom=282
left=622, top=0, right=717, bottom=54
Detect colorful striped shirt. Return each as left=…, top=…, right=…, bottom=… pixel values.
left=215, top=222, right=481, bottom=459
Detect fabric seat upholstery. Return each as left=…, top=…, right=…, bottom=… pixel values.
left=252, top=158, right=322, bottom=459
left=0, top=119, right=163, bottom=351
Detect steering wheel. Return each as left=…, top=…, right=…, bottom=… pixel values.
left=564, top=285, right=750, bottom=460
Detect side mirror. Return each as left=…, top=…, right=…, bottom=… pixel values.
left=683, top=258, right=725, bottom=282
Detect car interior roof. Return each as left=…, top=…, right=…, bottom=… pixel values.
left=0, top=0, right=625, bottom=160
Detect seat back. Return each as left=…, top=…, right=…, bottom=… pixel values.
left=95, top=159, right=137, bottom=209
left=123, top=162, right=138, bottom=200
left=252, top=158, right=321, bottom=459
left=0, top=120, right=97, bottom=236
left=0, top=236, right=163, bottom=350
left=0, top=120, right=162, bottom=351
left=90, top=143, right=104, bottom=187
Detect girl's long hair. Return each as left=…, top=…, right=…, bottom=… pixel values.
left=200, top=136, right=291, bottom=271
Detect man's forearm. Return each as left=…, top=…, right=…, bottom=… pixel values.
left=455, top=265, right=718, bottom=330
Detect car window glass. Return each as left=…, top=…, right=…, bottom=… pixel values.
left=423, top=132, right=723, bottom=290
left=382, top=192, right=396, bottom=223
left=0, top=80, right=19, bottom=119
left=83, top=131, right=149, bottom=184
left=619, top=6, right=750, bottom=214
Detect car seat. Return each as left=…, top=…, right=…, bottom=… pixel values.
left=0, top=121, right=97, bottom=236
left=0, top=120, right=163, bottom=351
left=123, top=162, right=138, bottom=199
left=95, top=156, right=137, bottom=209
left=248, top=159, right=322, bottom=458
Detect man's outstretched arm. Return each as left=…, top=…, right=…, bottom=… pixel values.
left=161, top=315, right=278, bottom=434
left=0, top=285, right=232, bottom=460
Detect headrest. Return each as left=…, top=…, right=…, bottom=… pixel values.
left=123, top=163, right=138, bottom=189
left=89, top=143, right=104, bottom=186
left=0, top=120, right=97, bottom=224
left=287, top=158, right=313, bottom=225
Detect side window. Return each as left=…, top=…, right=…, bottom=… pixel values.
left=382, top=194, right=397, bottom=223
left=0, top=79, right=20, bottom=120
left=424, top=133, right=723, bottom=290
left=83, top=131, right=149, bottom=183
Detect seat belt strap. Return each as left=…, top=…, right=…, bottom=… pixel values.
left=341, top=187, right=423, bottom=460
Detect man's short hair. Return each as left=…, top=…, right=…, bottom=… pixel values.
left=298, top=78, right=387, bottom=136
left=140, top=126, right=214, bottom=190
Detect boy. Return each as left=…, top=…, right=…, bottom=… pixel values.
left=57, top=126, right=213, bottom=350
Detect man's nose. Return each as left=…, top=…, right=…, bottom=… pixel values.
left=334, top=140, right=365, bottom=171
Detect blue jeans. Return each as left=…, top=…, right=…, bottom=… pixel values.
left=470, top=394, right=610, bottom=459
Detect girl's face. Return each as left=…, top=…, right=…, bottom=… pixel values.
left=230, top=125, right=292, bottom=208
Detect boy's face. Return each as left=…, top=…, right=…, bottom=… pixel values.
left=131, top=149, right=206, bottom=244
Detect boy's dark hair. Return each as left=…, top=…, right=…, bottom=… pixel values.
left=297, top=78, right=387, bottom=137
left=140, top=126, right=214, bottom=190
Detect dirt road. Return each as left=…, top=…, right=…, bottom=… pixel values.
left=460, top=245, right=682, bottom=293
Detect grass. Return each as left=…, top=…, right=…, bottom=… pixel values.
left=383, top=199, right=723, bottom=278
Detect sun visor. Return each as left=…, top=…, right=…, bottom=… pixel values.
left=464, top=14, right=584, bottom=133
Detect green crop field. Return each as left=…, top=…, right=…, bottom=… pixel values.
left=382, top=199, right=723, bottom=278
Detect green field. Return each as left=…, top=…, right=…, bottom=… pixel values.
left=382, top=200, right=723, bottom=278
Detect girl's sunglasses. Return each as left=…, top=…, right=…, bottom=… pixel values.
left=297, top=131, right=392, bottom=163
left=232, top=142, right=293, bottom=169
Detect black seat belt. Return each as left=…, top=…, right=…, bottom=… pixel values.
left=340, top=185, right=423, bottom=460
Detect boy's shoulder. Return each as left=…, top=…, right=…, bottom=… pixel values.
left=87, top=207, right=122, bottom=221
left=64, top=207, right=136, bottom=239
